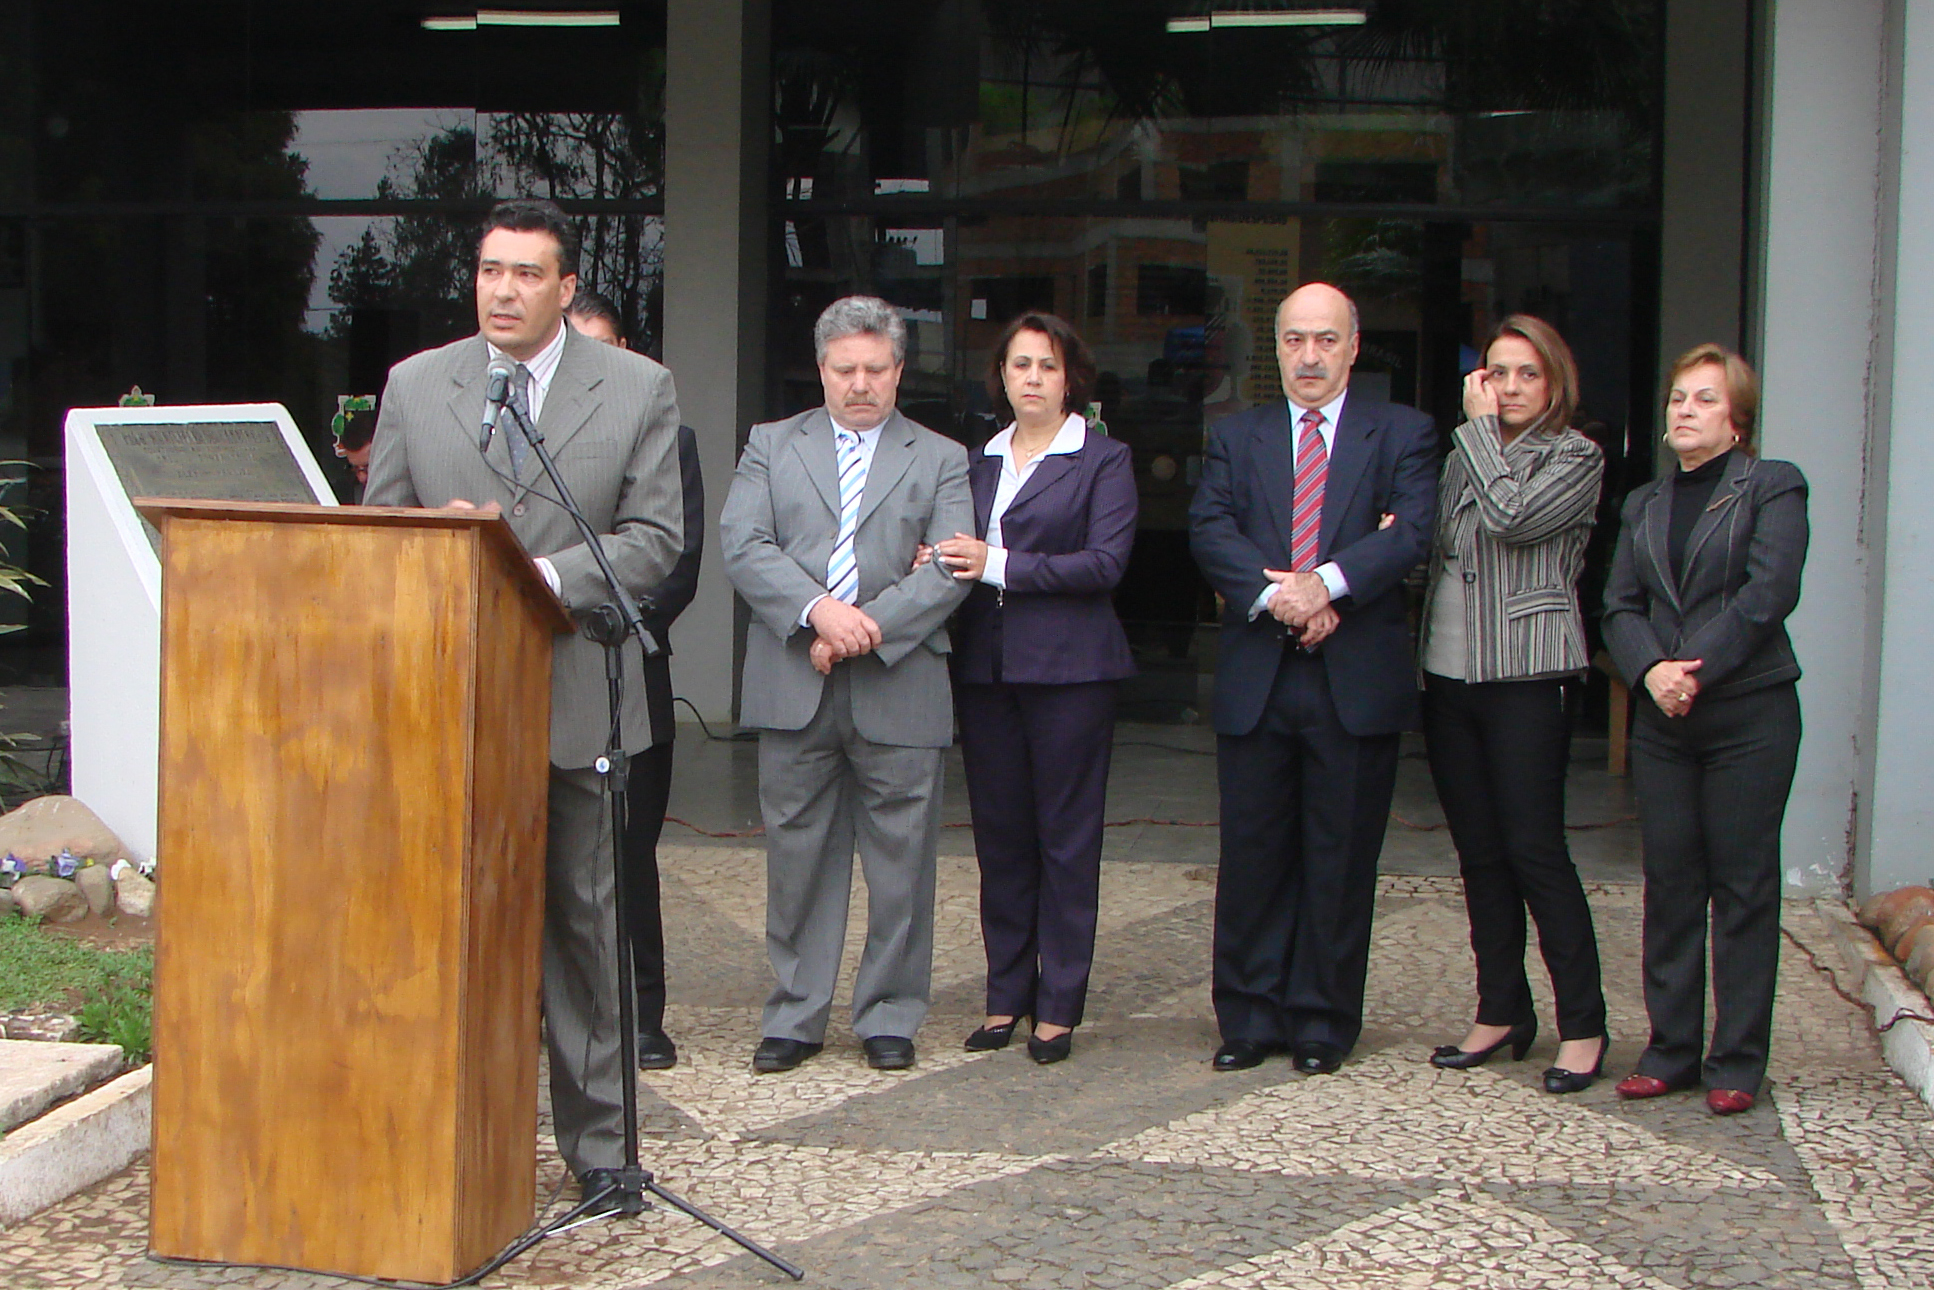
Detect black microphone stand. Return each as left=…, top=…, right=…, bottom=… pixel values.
left=489, top=399, right=804, bottom=1283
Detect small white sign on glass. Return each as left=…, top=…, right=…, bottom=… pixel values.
left=65, top=403, right=337, bottom=862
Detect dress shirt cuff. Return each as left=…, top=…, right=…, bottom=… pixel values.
left=534, top=556, right=562, bottom=599
left=981, top=544, right=1009, bottom=589
left=800, top=592, right=828, bottom=629
left=1316, top=561, right=1350, bottom=603
left=1248, top=582, right=1277, bottom=621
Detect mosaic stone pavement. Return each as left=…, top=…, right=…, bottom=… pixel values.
left=6, top=846, right=1933, bottom=1289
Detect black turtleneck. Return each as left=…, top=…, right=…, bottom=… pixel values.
left=1669, top=448, right=1733, bottom=578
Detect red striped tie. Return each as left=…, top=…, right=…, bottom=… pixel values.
left=1291, top=408, right=1328, bottom=572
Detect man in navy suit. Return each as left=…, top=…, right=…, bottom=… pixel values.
left=1189, top=282, right=1437, bottom=1074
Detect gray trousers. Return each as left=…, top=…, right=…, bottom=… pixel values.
left=758, top=669, right=943, bottom=1043
left=543, top=763, right=624, bottom=1178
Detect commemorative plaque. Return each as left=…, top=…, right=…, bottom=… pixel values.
left=95, top=420, right=318, bottom=553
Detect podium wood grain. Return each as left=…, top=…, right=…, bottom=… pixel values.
left=138, top=501, right=568, bottom=1284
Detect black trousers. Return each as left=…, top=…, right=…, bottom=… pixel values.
left=956, top=679, right=1117, bottom=1028
left=1213, top=647, right=1399, bottom=1053
left=1423, top=674, right=1606, bottom=1040
left=623, top=739, right=673, bottom=1033
left=1629, top=681, right=1800, bottom=1095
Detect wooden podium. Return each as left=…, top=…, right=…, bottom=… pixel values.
left=138, top=499, right=572, bottom=1284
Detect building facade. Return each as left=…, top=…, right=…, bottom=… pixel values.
left=0, top=1, right=1923, bottom=896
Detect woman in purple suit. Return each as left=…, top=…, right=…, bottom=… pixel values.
left=934, top=312, right=1138, bottom=1065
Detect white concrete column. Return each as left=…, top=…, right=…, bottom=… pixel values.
left=1757, top=0, right=1888, bottom=891
left=1866, top=0, right=1934, bottom=894
left=664, top=0, right=769, bottom=723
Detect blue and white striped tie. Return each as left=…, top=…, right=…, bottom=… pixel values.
left=827, top=428, right=865, bottom=603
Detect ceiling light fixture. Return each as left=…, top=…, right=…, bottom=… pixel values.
left=422, top=10, right=622, bottom=30
left=1166, top=8, right=1367, bottom=31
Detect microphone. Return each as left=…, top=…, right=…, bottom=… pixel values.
left=479, top=357, right=515, bottom=453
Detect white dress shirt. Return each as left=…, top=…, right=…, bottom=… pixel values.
left=1250, top=390, right=1354, bottom=621
left=979, top=412, right=1087, bottom=589
left=799, top=417, right=886, bottom=626
left=487, top=319, right=568, bottom=424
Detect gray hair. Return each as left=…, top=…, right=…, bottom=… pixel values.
left=814, top=295, right=907, bottom=365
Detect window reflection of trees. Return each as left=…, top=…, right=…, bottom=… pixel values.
left=322, top=102, right=666, bottom=353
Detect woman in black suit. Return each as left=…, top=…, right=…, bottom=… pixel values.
left=934, top=312, right=1138, bottom=1065
left=1603, top=343, right=1808, bottom=1116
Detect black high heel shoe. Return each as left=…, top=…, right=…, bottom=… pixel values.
left=1542, top=1037, right=1607, bottom=1095
left=965, top=1017, right=1026, bottom=1051
left=1430, top=1019, right=1537, bottom=1070
left=1027, top=1029, right=1072, bottom=1065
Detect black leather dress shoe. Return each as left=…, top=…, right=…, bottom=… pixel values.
left=752, top=1037, right=823, bottom=1073
left=1212, top=1040, right=1282, bottom=1071
left=636, top=1028, right=678, bottom=1071
left=1292, top=1042, right=1346, bottom=1075
left=862, top=1035, right=916, bottom=1070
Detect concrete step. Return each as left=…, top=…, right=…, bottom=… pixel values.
left=0, top=1063, right=149, bottom=1228
left=0, top=1040, right=123, bottom=1135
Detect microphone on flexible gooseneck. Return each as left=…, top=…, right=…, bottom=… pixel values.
left=479, top=356, right=516, bottom=453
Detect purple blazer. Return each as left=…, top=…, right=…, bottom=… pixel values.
left=951, top=431, right=1138, bottom=686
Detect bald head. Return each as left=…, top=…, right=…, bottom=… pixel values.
left=1275, top=282, right=1360, bottom=410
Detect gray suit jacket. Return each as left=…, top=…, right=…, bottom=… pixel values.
left=363, top=328, right=686, bottom=766
left=1602, top=452, right=1809, bottom=700
left=1418, top=416, right=1603, bottom=682
left=720, top=407, right=972, bottom=747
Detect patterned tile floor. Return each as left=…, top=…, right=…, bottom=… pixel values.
left=6, top=844, right=1932, bottom=1289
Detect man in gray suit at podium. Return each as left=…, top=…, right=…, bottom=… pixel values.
left=720, top=296, right=972, bottom=1074
left=364, top=199, right=686, bottom=1198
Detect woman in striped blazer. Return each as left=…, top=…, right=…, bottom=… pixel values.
left=1419, top=315, right=1608, bottom=1094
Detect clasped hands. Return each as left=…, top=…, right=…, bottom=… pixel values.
left=1262, top=570, right=1338, bottom=647
left=807, top=598, right=881, bottom=675
left=1644, top=658, right=1703, bottom=718
left=1261, top=512, right=1395, bottom=648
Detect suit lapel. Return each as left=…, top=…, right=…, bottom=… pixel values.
left=857, top=411, right=915, bottom=527
left=970, top=452, right=1001, bottom=536
left=792, top=408, right=840, bottom=518
left=1679, top=451, right=1752, bottom=589
left=443, top=338, right=515, bottom=503
left=1639, top=479, right=1682, bottom=613
left=1252, top=403, right=1298, bottom=559
left=533, top=329, right=605, bottom=473
left=1319, top=397, right=1374, bottom=558
left=1003, top=451, right=1079, bottom=522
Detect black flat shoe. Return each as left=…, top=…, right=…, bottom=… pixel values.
left=965, top=1018, right=1024, bottom=1051
left=1027, top=1030, right=1072, bottom=1064
left=1542, top=1037, right=1607, bottom=1095
left=1430, top=1019, right=1537, bottom=1070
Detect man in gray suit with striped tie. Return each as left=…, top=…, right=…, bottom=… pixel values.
left=364, top=199, right=686, bottom=1200
left=720, top=297, right=972, bottom=1073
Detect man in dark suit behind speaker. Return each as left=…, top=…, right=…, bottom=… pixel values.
left=566, top=290, right=703, bottom=1073
left=1189, top=282, right=1438, bottom=1075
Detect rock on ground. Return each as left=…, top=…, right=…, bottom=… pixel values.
left=71, top=867, right=113, bottom=918
left=9, top=877, right=87, bottom=924
left=112, top=871, right=154, bottom=919
left=0, top=797, right=126, bottom=867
